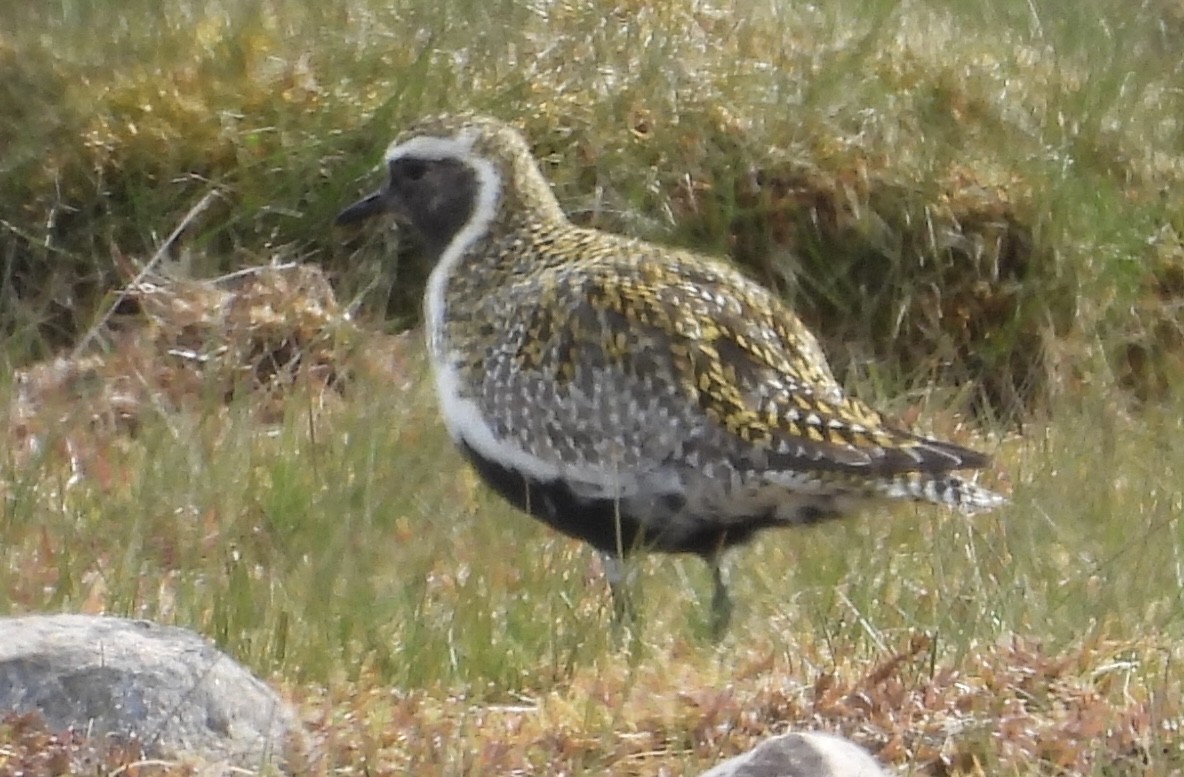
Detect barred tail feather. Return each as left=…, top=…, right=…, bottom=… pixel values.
left=877, top=472, right=1007, bottom=515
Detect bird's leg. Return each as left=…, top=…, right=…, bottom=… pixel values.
left=601, top=552, right=637, bottom=625
left=708, top=554, right=734, bottom=640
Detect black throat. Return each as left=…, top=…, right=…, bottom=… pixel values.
left=390, top=157, right=480, bottom=254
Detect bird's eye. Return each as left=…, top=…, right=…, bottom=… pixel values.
left=398, top=159, right=430, bottom=182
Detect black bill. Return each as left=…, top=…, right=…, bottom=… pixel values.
left=335, top=190, right=389, bottom=226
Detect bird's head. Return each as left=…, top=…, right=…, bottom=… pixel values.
left=336, top=114, right=566, bottom=255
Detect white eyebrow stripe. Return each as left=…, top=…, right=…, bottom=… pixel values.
left=384, top=130, right=480, bottom=163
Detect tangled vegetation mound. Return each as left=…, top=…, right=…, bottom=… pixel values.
left=8, top=262, right=359, bottom=475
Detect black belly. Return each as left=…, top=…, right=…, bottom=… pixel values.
left=457, top=441, right=788, bottom=558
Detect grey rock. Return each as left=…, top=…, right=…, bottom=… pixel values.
left=700, top=732, right=890, bottom=777
left=0, top=614, right=304, bottom=774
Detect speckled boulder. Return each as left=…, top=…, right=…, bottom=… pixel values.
left=0, top=614, right=304, bottom=774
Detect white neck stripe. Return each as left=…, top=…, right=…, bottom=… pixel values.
left=409, top=134, right=535, bottom=474
left=395, top=130, right=567, bottom=484
left=393, top=130, right=500, bottom=358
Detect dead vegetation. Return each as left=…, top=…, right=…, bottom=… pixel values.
left=0, top=713, right=151, bottom=777
left=3, top=634, right=1179, bottom=775
left=6, top=262, right=364, bottom=478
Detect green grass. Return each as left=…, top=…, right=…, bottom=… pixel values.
left=2, top=0, right=1184, bottom=773
left=3, top=341, right=1183, bottom=773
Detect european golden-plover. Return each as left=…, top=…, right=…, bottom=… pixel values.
left=337, top=114, right=1005, bottom=635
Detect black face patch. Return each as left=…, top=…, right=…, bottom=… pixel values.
left=387, top=157, right=479, bottom=253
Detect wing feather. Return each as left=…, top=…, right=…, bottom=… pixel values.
left=484, top=237, right=991, bottom=478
